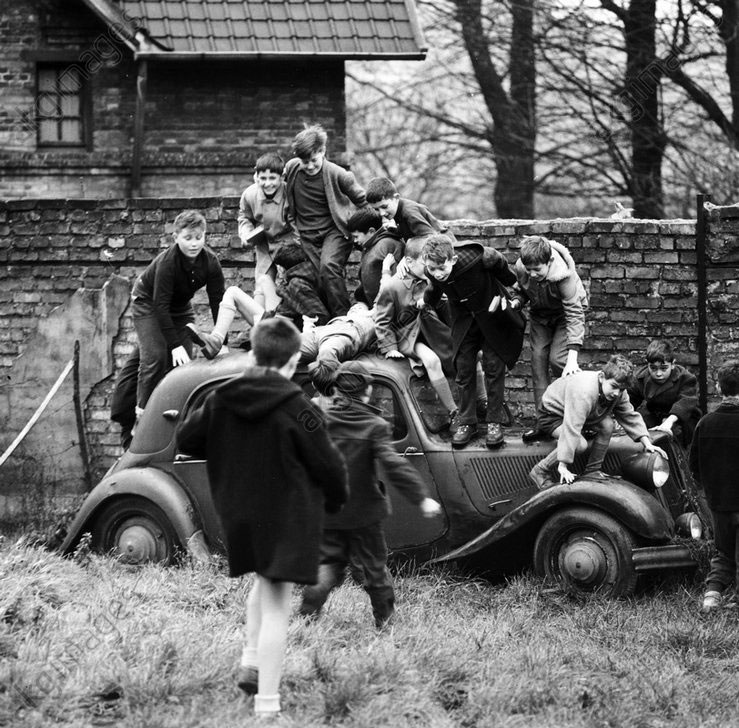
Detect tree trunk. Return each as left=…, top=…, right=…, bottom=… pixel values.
left=454, top=0, right=536, bottom=218
left=719, top=0, right=739, bottom=131
left=623, top=0, right=665, bottom=218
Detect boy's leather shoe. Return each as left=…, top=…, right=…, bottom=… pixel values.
left=185, top=323, right=205, bottom=346
left=485, top=423, right=505, bottom=448
left=452, top=424, right=475, bottom=449
left=529, top=463, right=556, bottom=490
left=237, top=665, right=259, bottom=695
left=522, top=428, right=549, bottom=444
left=198, top=332, right=224, bottom=360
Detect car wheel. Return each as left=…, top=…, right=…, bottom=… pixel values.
left=91, top=496, right=179, bottom=565
left=533, top=507, right=638, bottom=597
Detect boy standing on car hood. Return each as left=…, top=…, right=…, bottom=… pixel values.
left=176, top=317, right=347, bottom=720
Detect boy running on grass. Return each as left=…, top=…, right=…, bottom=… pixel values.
left=176, top=317, right=347, bottom=719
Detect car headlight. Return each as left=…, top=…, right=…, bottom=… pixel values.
left=675, top=512, right=703, bottom=539
left=621, top=451, right=670, bottom=489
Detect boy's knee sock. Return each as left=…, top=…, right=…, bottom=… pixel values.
left=584, top=432, right=612, bottom=473
left=430, top=377, right=457, bottom=414
left=256, top=580, right=292, bottom=698
left=211, top=301, right=237, bottom=342
left=475, top=365, right=487, bottom=403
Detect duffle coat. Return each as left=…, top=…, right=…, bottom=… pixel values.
left=176, top=367, right=348, bottom=582
left=423, top=243, right=524, bottom=368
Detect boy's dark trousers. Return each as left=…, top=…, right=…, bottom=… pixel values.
left=300, top=228, right=353, bottom=317
left=299, top=523, right=395, bottom=628
left=530, top=317, right=568, bottom=408
left=705, top=510, right=739, bottom=593
left=110, top=347, right=140, bottom=449
left=132, top=298, right=195, bottom=409
left=455, top=319, right=507, bottom=425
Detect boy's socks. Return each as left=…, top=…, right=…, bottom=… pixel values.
left=430, top=377, right=457, bottom=415
left=254, top=693, right=281, bottom=715
left=212, top=301, right=237, bottom=341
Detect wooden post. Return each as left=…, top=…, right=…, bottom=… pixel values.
left=695, top=193, right=710, bottom=415
left=73, top=340, right=93, bottom=491
left=130, top=58, right=148, bottom=198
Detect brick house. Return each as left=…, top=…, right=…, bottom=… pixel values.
left=0, top=0, right=426, bottom=199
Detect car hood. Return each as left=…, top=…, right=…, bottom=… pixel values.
left=214, top=366, right=305, bottom=420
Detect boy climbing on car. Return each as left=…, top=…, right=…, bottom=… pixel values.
left=529, top=354, right=668, bottom=489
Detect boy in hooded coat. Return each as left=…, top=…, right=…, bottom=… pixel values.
left=176, top=317, right=347, bottom=719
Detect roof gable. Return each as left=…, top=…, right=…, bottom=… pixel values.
left=96, top=0, right=427, bottom=59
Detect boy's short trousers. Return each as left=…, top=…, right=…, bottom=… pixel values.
left=535, top=406, right=562, bottom=436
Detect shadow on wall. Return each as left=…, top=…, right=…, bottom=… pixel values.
left=0, top=275, right=130, bottom=502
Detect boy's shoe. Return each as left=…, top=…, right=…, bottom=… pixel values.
left=236, top=665, right=259, bottom=695
left=529, top=462, right=556, bottom=490
left=580, top=470, right=610, bottom=481
left=701, top=590, right=722, bottom=613
left=199, top=332, right=224, bottom=360
left=485, top=423, right=505, bottom=449
left=447, top=409, right=460, bottom=434
left=452, top=424, right=475, bottom=449
left=522, top=428, right=549, bottom=444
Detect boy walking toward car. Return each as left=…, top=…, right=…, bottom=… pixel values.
left=422, top=233, right=525, bottom=449
left=529, top=354, right=667, bottom=489
left=284, top=124, right=367, bottom=317
left=689, top=360, right=739, bottom=613
left=512, top=235, right=588, bottom=442
left=299, top=360, right=441, bottom=628
left=176, top=317, right=348, bottom=719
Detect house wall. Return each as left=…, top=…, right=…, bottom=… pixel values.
left=2, top=196, right=738, bottom=497
left=0, top=0, right=348, bottom=200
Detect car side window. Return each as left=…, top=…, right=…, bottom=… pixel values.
left=409, top=377, right=455, bottom=433
left=368, top=381, right=408, bottom=442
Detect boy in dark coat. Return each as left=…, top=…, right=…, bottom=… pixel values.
left=422, top=233, right=525, bottom=449
left=347, top=207, right=404, bottom=306
left=365, top=176, right=454, bottom=242
left=529, top=355, right=667, bottom=489
left=176, top=317, right=348, bottom=719
left=689, top=360, right=739, bottom=613
left=299, top=360, right=441, bottom=628
left=628, top=340, right=701, bottom=446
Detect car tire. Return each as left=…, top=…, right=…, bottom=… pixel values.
left=91, top=496, right=179, bottom=565
left=533, top=506, right=639, bottom=597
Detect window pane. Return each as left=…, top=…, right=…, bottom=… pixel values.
left=39, top=119, right=59, bottom=142
left=60, top=94, right=80, bottom=115
left=37, top=92, right=59, bottom=118
left=58, top=68, right=81, bottom=93
left=369, top=383, right=408, bottom=440
left=38, top=69, right=56, bottom=92
left=61, top=119, right=81, bottom=142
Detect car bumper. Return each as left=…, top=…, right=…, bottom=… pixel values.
left=632, top=544, right=697, bottom=572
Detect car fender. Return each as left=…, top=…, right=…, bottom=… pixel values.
left=60, top=467, right=208, bottom=560
left=432, top=477, right=674, bottom=563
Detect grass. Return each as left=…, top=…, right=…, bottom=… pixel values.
left=1, top=538, right=738, bottom=728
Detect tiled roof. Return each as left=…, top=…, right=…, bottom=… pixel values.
left=110, top=0, right=427, bottom=59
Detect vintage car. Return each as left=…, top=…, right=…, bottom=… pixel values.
left=60, top=352, right=708, bottom=596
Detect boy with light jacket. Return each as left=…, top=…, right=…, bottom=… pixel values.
left=512, top=235, right=588, bottom=442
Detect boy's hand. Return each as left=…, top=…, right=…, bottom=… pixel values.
left=653, top=415, right=678, bottom=434
left=171, top=346, right=191, bottom=367
left=641, top=437, right=668, bottom=460
left=562, top=350, right=581, bottom=377
left=385, top=350, right=405, bottom=359
left=488, top=295, right=508, bottom=313
left=382, top=218, right=398, bottom=230
left=420, top=497, right=442, bottom=518
left=381, top=253, right=396, bottom=277
left=558, top=462, right=576, bottom=484
left=302, top=315, right=318, bottom=334
left=395, top=258, right=410, bottom=277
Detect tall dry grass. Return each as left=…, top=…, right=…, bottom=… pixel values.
left=1, top=537, right=737, bottom=728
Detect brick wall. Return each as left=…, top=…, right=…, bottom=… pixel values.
left=0, top=0, right=347, bottom=199
left=2, top=197, right=738, bottom=494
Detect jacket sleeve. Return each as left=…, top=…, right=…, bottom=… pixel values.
left=373, top=420, right=428, bottom=505
left=293, top=400, right=349, bottom=512
left=481, top=247, right=517, bottom=287
left=151, top=255, right=181, bottom=349
left=423, top=279, right=444, bottom=308
left=237, top=188, right=256, bottom=242
left=557, top=273, right=586, bottom=349
left=613, top=391, right=650, bottom=441
left=205, top=255, right=226, bottom=326
left=626, top=377, right=645, bottom=411
left=175, top=397, right=213, bottom=459
left=670, top=370, right=700, bottom=423
left=338, top=168, right=367, bottom=208
left=372, top=284, right=401, bottom=354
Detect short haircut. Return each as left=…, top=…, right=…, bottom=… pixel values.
left=292, top=125, right=327, bottom=159
left=255, top=152, right=285, bottom=174
left=272, top=241, right=308, bottom=270
left=251, top=317, right=301, bottom=368
left=718, top=360, right=739, bottom=396
left=366, top=177, right=398, bottom=203
left=520, top=235, right=553, bottom=266
left=347, top=207, right=382, bottom=234
left=645, top=340, right=673, bottom=363
left=422, top=233, right=456, bottom=264
left=405, top=236, right=429, bottom=260
left=602, top=354, right=634, bottom=386
left=173, top=210, right=206, bottom=234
